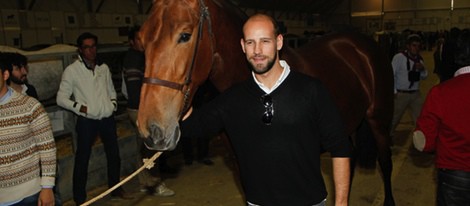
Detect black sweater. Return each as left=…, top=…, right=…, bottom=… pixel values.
left=123, top=48, right=145, bottom=109
left=182, top=71, right=351, bottom=205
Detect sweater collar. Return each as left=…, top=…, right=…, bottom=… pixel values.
left=0, top=87, right=13, bottom=105
left=252, top=60, right=291, bottom=94
left=78, top=54, right=103, bottom=70
left=454, top=66, right=470, bottom=77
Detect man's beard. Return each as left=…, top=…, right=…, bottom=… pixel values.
left=248, top=52, right=277, bottom=75
left=9, top=75, right=26, bottom=85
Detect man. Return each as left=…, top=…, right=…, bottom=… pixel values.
left=182, top=14, right=351, bottom=206
left=182, top=81, right=217, bottom=166
left=56, top=32, right=131, bottom=204
left=413, top=29, right=470, bottom=206
left=3, top=52, right=38, bottom=99
left=390, top=34, right=428, bottom=137
left=0, top=53, right=57, bottom=205
left=122, top=26, right=174, bottom=197
left=438, top=27, right=461, bottom=83
left=433, top=37, right=445, bottom=81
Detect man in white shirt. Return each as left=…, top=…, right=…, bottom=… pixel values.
left=390, top=34, right=428, bottom=137
left=56, top=32, right=132, bottom=204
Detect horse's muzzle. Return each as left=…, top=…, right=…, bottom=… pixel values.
left=143, top=123, right=181, bottom=151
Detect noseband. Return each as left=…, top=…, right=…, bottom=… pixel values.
left=143, top=0, right=213, bottom=114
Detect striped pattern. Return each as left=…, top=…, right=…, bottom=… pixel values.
left=0, top=91, right=56, bottom=203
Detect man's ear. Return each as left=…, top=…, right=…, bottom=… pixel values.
left=240, top=38, right=246, bottom=53
left=2, top=70, right=10, bottom=83
left=135, top=37, right=145, bottom=52
left=276, top=34, right=283, bottom=51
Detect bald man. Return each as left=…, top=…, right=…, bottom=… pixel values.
left=182, top=14, right=351, bottom=206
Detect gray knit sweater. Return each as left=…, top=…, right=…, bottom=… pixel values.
left=0, top=89, right=56, bottom=203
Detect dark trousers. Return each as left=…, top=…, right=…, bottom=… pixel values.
left=73, top=116, right=121, bottom=204
left=182, top=135, right=210, bottom=162
left=437, top=168, right=470, bottom=206
left=12, top=191, right=62, bottom=206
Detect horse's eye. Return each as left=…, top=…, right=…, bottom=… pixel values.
left=178, top=33, right=191, bottom=43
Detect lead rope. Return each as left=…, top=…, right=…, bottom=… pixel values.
left=80, top=152, right=162, bottom=206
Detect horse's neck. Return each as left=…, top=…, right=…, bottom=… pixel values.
left=280, top=46, right=312, bottom=75
left=210, top=0, right=247, bottom=20
left=207, top=0, right=250, bottom=92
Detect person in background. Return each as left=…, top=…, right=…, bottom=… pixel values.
left=122, top=26, right=174, bottom=197
left=56, top=32, right=132, bottom=204
left=182, top=81, right=217, bottom=166
left=389, top=34, right=428, bottom=138
left=182, top=14, right=351, bottom=206
left=413, top=29, right=470, bottom=206
left=438, top=27, right=461, bottom=83
left=0, top=53, right=57, bottom=206
left=3, top=52, right=38, bottom=99
left=433, top=37, right=445, bottom=81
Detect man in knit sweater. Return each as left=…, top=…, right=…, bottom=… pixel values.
left=182, top=14, right=351, bottom=206
left=0, top=53, right=57, bottom=205
left=56, top=32, right=131, bottom=204
left=3, top=52, right=39, bottom=99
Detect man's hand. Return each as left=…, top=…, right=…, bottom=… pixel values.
left=79, top=105, right=87, bottom=114
left=38, top=188, right=55, bottom=206
left=414, top=62, right=424, bottom=71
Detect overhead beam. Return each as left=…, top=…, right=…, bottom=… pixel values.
left=17, top=0, right=26, bottom=10
left=28, top=0, right=36, bottom=10
left=95, top=0, right=106, bottom=13
left=145, top=2, right=153, bottom=15
left=86, top=0, right=93, bottom=13
left=137, top=0, right=144, bottom=14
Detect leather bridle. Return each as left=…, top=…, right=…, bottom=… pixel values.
left=142, top=0, right=213, bottom=114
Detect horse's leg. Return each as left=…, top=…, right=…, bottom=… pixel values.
left=349, top=134, right=357, bottom=203
left=348, top=133, right=356, bottom=199
left=352, top=119, right=382, bottom=203
left=354, top=119, right=378, bottom=169
left=368, top=118, right=395, bottom=206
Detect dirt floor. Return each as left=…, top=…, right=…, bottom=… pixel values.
left=64, top=50, right=439, bottom=206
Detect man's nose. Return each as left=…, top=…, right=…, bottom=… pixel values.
left=21, top=67, right=28, bottom=74
left=254, top=43, right=262, bottom=54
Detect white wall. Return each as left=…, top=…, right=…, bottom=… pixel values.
left=0, top=0, right=153, bottom=48
left=351, top=0, right=470, bottom=33
left=1, top=0, right=470, bottom=47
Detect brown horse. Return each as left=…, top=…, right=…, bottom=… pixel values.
left=138, top=0, right=395, bottom=205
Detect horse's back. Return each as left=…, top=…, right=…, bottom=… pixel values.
left=281, top=32, right=394, bottom=134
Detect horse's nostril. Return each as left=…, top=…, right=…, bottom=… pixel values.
left=143, top=136, right=155, bottom=149
left=149, top=123, right=161, bottom=137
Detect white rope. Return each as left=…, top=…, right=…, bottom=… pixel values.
left=80, top=151, right=162, bottom=206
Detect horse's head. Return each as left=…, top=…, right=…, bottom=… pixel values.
left=137, top=0, right=214, bottom=150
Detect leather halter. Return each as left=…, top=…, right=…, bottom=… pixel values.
left=143, top=0, right=213, bottom=113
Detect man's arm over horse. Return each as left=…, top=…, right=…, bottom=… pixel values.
left=333, top=157, right=350, bottom=206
